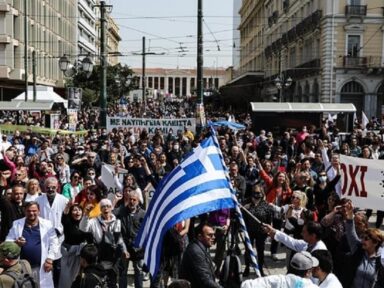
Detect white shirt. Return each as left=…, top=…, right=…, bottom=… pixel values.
left=241, top=274, right=319, bottom=288
left=313, top=273, right=343, bottom=288
left=274, top=230, right=328, bottom=252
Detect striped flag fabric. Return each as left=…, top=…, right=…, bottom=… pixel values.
left=135, top=133, right=237, bottom=277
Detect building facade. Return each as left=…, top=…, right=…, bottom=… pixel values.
left=235, top=0, right=384, bottom=119
left=0, top=0, right=77, bottom=99
left=78, top=0, right=97, bottom=57
left=106, top=15, right=121, bottom=66
left=233, top=0, right=242, bottom=70
left=132, top=67, right=228, bottom=98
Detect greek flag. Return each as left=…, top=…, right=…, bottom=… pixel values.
left=135, top=134, right=236, bottom=276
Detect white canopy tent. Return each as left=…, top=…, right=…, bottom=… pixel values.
left=12, top=86, right=68, bottom=109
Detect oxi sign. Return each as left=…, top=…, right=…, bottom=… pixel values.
left=340, top=155, right=384, bottom=210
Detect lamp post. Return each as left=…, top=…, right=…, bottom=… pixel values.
left=58, top=54, right=94, bottom=77
left=274, top=75, right=293, bottom=102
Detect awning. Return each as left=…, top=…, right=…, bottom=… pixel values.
left=250, top=102, right=357, bottom=113
left=210, top=120, right=246, bottom=130
left=227, top=71, right=264, bottom=85
left=0, top=101, right=58, bottom=111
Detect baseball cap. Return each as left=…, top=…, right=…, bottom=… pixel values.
left=0, top=242, right=21, bottom=259
left=290, top=251, right=319, bottom=270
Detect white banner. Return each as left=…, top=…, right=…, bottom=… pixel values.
left=340, top=155, right=384, bottom=210
left=101, top=164, right=128, bottom=195
left=106, top=117, right=196, bottom=136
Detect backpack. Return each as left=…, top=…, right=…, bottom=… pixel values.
left=97, top=219, right=121, bottom=263
left=3, top=261, right=37, bottom=288
left=90, top=273, right=108, bottom=288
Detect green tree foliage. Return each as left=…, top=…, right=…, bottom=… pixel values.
left=68, top=63, right=135, bottom=107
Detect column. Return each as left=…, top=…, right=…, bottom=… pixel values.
left=186, top=76, right=191, bottom=97
left=172, top=77, right=176, bottom=95
left=179, top=77, right=183, bottom=97
left=165, top=76, right=169, bottom=94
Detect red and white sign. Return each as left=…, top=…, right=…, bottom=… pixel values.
left=340, top=155, right=384, bottom=210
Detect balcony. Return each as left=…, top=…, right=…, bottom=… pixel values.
left=345, top=5, right=367, bottom=17
left=342, top=56, right=367, bottom=68
left=285, top=59, right=321, bottom=78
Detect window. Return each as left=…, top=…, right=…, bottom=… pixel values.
left=350, top=0, right=361, bottom=5
left=347, top=35, right=361, bottom=56
left=289, top=47, right=296, bottom=68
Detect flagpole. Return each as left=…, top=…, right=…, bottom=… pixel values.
left=233, top=197, right=261, bottom=277
left=238, top=203, right=262, bottom=224
left=209, top=126, right=261, bottom=277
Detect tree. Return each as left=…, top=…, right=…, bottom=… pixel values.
left=68, top=63, right=135, bottom=107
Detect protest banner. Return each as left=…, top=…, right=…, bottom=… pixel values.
left=101, top=163, right=128, bottom=195
left=0, top=124, right=88, bottom=136
left=67, top=109, right=78, bottom=132
left=340, top=155, right=384, bottom=210
left=106, top=117, right=196, bottom=136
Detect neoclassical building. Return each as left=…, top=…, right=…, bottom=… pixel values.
left=231, top=0, right=384, bottom=119
left=131, top=68, right=228, bottom=97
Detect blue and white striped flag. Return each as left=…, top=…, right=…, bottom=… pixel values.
left=135, top=133, right=236, bottom=277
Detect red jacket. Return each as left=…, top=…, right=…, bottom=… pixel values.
left=260, top=170, right=292, bottom=205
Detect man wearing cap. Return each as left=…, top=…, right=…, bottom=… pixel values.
left=0, top=242, right=33, bottom=287
left=241, top=251, right=319, bottom=288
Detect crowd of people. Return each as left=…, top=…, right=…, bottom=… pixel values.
left=0, top=103, right=383, bottom=288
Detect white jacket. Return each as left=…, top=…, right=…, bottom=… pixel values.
left=241, top=274, right=319, bottom=288
left=36, top=193, right=68, bottom=258
left=6, top=217, right=59, bottom=288
left=36, top=193, right=69, bottom=235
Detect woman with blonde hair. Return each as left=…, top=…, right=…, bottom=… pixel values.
left=271, top=191, right=314, bottom=239
left=24, top=178, right=42, bottom=202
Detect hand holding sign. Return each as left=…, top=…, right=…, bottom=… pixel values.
left=344, top=201, right=354, bottom=220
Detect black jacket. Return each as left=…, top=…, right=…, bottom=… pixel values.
left=113, top=205, right=145, bottom=252
left=71, top=264, right=107, bottom=288
left=180, top=240, right=222, bottom=288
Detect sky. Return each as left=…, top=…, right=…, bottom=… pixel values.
left=109, top=0, right=235, bottom=70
